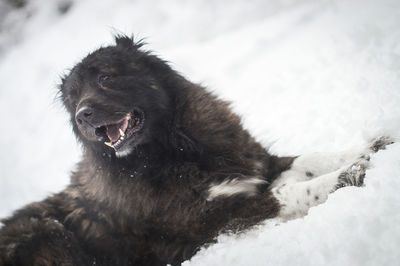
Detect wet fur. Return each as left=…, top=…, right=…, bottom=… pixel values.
left=0, top=36, right=294, bottom=265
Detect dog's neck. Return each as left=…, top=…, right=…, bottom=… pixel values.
left=81, top=142, right=171, bottom=181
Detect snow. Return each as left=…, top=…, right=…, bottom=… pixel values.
left=1, top=0, right=400, bottom=265
left=186, top=144, right=400, bottom=266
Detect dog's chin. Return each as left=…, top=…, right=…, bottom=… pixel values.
left=113, top=133, right=144, bottom=158
left=115, top=145, right=134, bottom=158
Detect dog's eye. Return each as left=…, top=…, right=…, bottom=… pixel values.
left=98, top=74, right=111, bottom=84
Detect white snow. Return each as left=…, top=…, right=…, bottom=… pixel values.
left=1, top=0, right=400, bottom=265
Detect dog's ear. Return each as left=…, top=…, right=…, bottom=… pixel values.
left=114, top=34, right=144, bottom=50
left=115, top=35, right=134, bottom=48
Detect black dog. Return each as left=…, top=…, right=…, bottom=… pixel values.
left=1, top=35, right=387, bottom=265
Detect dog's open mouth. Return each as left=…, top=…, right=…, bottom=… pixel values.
left=95, top=109, right=145, bottom=150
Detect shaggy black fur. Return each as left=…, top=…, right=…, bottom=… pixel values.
left=0, top=35, right=294, bottom=266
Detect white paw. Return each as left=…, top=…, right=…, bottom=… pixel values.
left=369, top=136, right=395, bottom=152
left=336, top=159, right=369, bottom=189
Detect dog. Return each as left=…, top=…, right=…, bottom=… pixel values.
left=0, top=35, right=393, bottom=266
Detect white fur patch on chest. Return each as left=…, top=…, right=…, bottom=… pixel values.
left=207, top=177, right=266, bottom=201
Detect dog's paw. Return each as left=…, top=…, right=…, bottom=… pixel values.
left=335, top=159, right=368, bottom=190
left=369, top=136, right=395, bottom=152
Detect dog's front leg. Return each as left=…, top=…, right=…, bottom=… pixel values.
left=0, top=214, right=90, bottom=266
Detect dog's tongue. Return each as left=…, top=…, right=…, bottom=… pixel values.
left=106, top=124, right=121, bottom=143
left=106, top=118, right=129, bottom=143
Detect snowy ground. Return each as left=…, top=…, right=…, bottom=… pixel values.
left=1, top=0, right=400, bottom=265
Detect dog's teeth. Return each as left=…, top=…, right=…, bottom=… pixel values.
left=120, top=136, right=124, bottom=140
left=119, top=128, right=125, bottom=137
left=104, top=142, right=113, bottom=148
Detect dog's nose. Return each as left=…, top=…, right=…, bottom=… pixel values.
left=75, top=106, right=94, bottom=125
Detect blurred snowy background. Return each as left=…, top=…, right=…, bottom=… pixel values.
left=1, top=0, right=400, bottom=265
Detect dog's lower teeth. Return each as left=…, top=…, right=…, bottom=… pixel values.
left=104, top=142, right=113, bottom=148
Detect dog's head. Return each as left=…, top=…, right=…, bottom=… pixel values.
left=60, top=36, right=173, bottom=157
